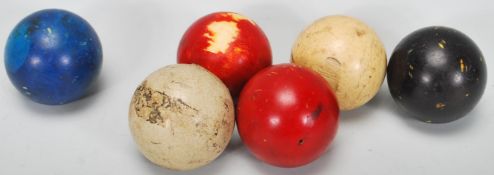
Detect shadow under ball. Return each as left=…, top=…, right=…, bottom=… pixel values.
left=387, top=26, right=487, bottom=123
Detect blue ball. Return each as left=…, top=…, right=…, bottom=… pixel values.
left=4, top=9, right=102, bottom=105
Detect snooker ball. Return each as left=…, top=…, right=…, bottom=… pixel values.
left=4, top=9, right=102, bottom=105
left=291, top=15, right=387, bottom=111
left=129, top=64, right=235, bottom=171
left=237, top=64, right=339, bottom=168
left=178, top=12, right=272, bottom=97
left=387, top=26, right=487, bottom=123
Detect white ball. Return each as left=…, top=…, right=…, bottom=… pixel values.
left=292, top=15, right=387, bottom=111
left=129, top=64, right=235, bottom=171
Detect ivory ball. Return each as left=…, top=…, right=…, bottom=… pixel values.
left=129, top=64, right=234, bottom=170
left=292, top=15, right=387, bottom=111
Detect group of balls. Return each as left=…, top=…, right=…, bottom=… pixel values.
left=4, top=9, right=487, bottom=171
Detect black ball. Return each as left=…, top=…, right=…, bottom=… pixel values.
left=388, top=26, right=487, bottom=123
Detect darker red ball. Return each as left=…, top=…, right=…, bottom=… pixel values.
left=237, top=64, right=339, bottom=168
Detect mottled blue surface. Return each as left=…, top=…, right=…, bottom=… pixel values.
left=4, top=9, right=102, bottom=105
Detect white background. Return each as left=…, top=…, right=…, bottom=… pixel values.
left=0, top=0, right=493, bottom=174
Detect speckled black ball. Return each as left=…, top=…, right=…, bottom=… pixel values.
left=387, top=26, right=487, bottom=123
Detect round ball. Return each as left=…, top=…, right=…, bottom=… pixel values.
left=129, top=64, right=235, bottom=170
left=388, top=26, right=487, bottom=123
left=291, top=15, right=387, bottom=111
left=4, top=9, right=102, bottom=105
left=178, top=11, right=272, bottom=97
left=237, top=64, right=339, bottom=168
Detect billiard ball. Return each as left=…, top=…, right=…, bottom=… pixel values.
left=178, top=12, right=272, bottom=97
left=237, top=64, right=339, bottom=168
left=291, top=15, right=387, bottom=111
left=129, top=64, right=234, bottom=171
left=387, top=26, right=487, bottom=123
left=4, top=9, right=102, bottom=105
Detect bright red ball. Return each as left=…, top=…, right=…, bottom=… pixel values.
left=237, top=64, right=339, bottom=168
left=178, top=12, right=272, bottom=97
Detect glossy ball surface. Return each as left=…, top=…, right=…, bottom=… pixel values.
left=292, top=15, right=387, bottom=111
left=4, top=9, right=102, bottom=105
left=388, top=26, right=487, bottom=123
left=178, top=12, right=272, bottom=97
left=129, top=64, right=235, bottom=171
left=237, top=64, right=339, bottom=168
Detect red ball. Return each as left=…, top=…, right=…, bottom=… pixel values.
left=178, top=12, right=272, bottom=97
left=237, top=64, right=339, bottom=168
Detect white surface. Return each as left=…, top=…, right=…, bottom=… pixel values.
left=0, top=0, right=493, bottom=174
